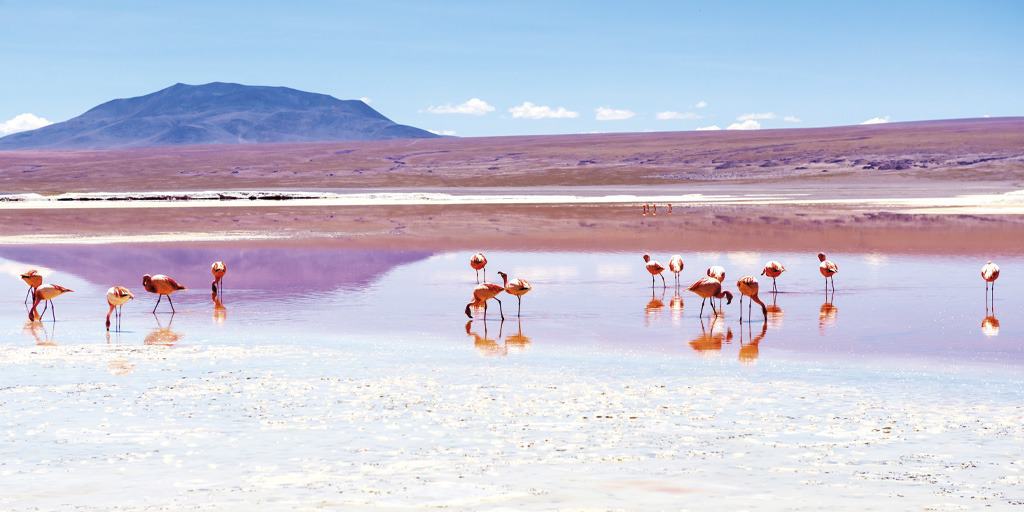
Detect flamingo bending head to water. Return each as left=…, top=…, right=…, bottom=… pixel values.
left=465, top=281, right=505, bottom=320
left=29, top=284, right=73, bottom=322
left=143, top=274, right=186, bottom=313
left=105, top=286, right=134, bottom=331
left=21, top=269, right=43, bottom=305
left=497, top=271, right=532, bottom=317
left=643, top=254, right=667, bottom=288
left=736, top=276, right=767, bottom=321
left=211, top=261, right=227, bottom=295
left=687, top=276, right=733, bottom=318
left=470, top=253, right=488, bottom=283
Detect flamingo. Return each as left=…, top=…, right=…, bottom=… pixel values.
left=105, top=286, right=134, bottom=331
left=668, top=255, right=684, bottom=286
left=211, top=261, right=227, bottom=295
left=761, top=261, right=786, bottom=292
left=29, top=284, right=73, bottom=322
left=736, top=276, right=767, bottom=322
left=687, top=276, right=733, bottom=318
left=20, top=269, right=43, bottom=305
left=818, top=253, right=839, bottom=293
left=981, top=261, right=1000, bottom=300
left=470, top=253, right=488, bottom=283
left=497, top=271, right=531, bottom=317
left=643, top=254, right=667, bottom=288
left=143, top=274, right=186, bottom=313
left=464, top=280, right=505, bottom=320
left=706, top=265, right=726, bottom=309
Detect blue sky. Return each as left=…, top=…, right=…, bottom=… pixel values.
left=1, top=0, right=1022, bottom=137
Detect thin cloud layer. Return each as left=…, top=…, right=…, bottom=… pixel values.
left=783, top=115, right=801, bottom=123
left=0, top=113, right=52, bottom=136
left=694, top=100, right=708, bottom=109
left=656, top=111, right=701, bottom=120
left=727, top=119, right=761, bottom=130
left=428, top=129, right=457, bottom=136
left=595, top=107, right=635, bottom=121
left=509, top=102, right=579, bottom=119
left=425, top=98, right=495, bottom=115
left=695, top=125, right=721, bottom=131
left=737, top=112, right=776, bottom=121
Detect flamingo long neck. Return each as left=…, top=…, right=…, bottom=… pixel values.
left=106, top=303, right=115, bottom=328
left=29, top=297, right=41, bottom=321
left=500, top=274, right=508, bottom=287
left=751, top=294, right=767, bottom=314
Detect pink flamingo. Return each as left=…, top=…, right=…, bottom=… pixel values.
left=687, top=276, right=733, bottom=318
left=736, top=276, right=767, bottom=322
left=20, top=269, right=43, bottom=305
left=143, top=274, right=186, bottom=313
left=105, top=286, right=134, bottom=331
left=668, top=255, right=684, bottom=286
left=29, top=284, right=73, bottom=322
left=818, top=253, right=839, bottom=293
left=465, top=281, right=505, bottom=320
left=497, top=271, right=532, bottom=317
left=761, top=261, right=786, bottom=293
left=643, top=254, right=667, bottom=288
left=211, top=261, right=227, bottom=295
left=470, top=253, right=488, bottom=283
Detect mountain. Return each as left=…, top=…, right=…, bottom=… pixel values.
left=0, top=82, right=438, bottom=149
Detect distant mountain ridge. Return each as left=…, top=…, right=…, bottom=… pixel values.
left=0, top=82, right=438, bottom=149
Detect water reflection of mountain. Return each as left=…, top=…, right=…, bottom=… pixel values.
left=0, top=246, right=432, bottom=294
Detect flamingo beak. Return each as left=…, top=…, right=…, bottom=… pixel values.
left=465, top=303, right=474, bottom=319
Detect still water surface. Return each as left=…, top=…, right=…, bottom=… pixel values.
left=0, top=244, right=1021, bottom=510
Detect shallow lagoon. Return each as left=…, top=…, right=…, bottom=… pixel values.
left=1, top=245, right=1022, bottom=510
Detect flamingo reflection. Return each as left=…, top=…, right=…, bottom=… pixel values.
left=766, top=291, right=784, bottom=328
left=738, top=321, right=768, bottom=364
left=24, top=321, right=56, bottom=346
left=213, top=294, right=227, bottom=324
left=465, top=319, right=505, bottom=357
left=645, top=287, right=665, bottom=326
left=688, top=317, right=733, bottom=356
left=669, top=293, right=684, bottom=324
left=145, top=314, right=182, bottom=346
left=819, top=298, right=838, bottom=334
left=981, top=315, right=1000, bottom=337
left=505, top=319, right=532, bottom=353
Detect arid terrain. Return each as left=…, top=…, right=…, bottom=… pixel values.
left=1, top=117, right=1022, bottom=252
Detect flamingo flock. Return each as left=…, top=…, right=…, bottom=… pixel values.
left=12, top=251, right=1007, bottom=342
left=21, top=264, right=226, bottom=332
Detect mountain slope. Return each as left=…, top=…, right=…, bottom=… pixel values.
left=0, top=82, right=438, bottom=149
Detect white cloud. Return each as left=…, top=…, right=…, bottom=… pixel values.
left=695, top=125, right=721, bottom=131
left=656, top=111, right=701, bottom=120
left=595, top=107, right=635, bottom=121
left=508, top=102, right=578, bottom=119
left=425, top=98, right=495, bottom=115
left=726, top=119, right=761, bottom=130
left=783, top=115, right=801, bottom=123
left=694, top=100, right=708, bottom=109
left=737, top=112, right=776, bottom=121
left=428, top=129, right=456, bottom=136
left=0, top=113, right=53, bottom=136
left=860, top=116, right=890, bottom=125
left=359, top=96, right=372, bottom=104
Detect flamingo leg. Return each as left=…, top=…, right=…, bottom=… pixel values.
left=772, top=278, right=777, bottom=293
left=40, top=300, right=48, bottom=319
left=738, top=295, right=743, bottom=321
left=660, top=274, right=666, bottom=288
left=651, top=274, right=655, bottom=288
left=699, top=298, right=706, bottom=317
left=748, top=299, right=752, bottom=322
left=167, top=295, right=176, bottom=313
left=23, top=287, right=31, bottom=305
left=483, top=268, right=486, bottom=283
left=494, top=297, right=505, bottom=321
left=483, top=300, right=488, bottom=320
left=49, top=300, right=56, bottom=322
left=517, top=295, right=522, bottom=317
left=476, top=269, right=480, bottom=284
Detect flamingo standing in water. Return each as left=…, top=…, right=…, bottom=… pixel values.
left=761, top=261, right=785, bottom=292
left=818, top=253, right=839, bottom=293
left=29, top=284, right=73, bottom=322
left=706, top=265, right=726, bottom=309
left=143, top=274, right=186, bottom=313
left=643, top=254, right=667, bottom=288
left=21, top=269, right=43, bottom=305
left=497, top=271, right=532, bottom=317
left=470, top=253, right=488, bottom=283
left=105, top=286, right=134, bottom=331
left=687, top=276, right=733, bottom=318
left=736, top=276, right=767, bottom=322
left=464, top=280, right=505, bottom=320
left=981, top=261, right=1000, bottom=295
left=668, top=255, right=684, bottom=286
left=211, top=261, right=227, bottom=295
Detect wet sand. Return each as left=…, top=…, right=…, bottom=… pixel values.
left=1, top=247, right=1022, bottom=510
